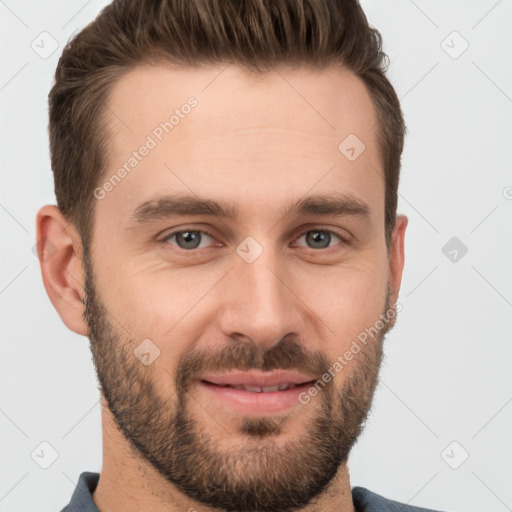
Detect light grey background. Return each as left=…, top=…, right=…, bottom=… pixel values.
left=1, top=1, right=511, bottom=511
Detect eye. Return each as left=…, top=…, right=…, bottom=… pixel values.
left=163, top=229, right=216, bottom=250
left=294, top=229, right=345, bottom=250
left=160, top=227, right=347, bottom=252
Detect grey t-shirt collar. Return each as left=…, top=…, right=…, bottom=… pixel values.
left=60, top=471, right=445, bottom=512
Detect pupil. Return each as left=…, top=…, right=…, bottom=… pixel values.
left=174, top=230, right=331, bottom=250
left=307, top=230, right=330, bottom=249
left=177, top=231, right=200, bottom=249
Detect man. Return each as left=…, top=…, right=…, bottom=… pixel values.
left=36, top=0, right=444, bottom=511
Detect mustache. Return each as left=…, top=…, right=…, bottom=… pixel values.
left=175, top=337, right=331, bottom=394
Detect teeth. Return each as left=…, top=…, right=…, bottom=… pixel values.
left=244, top=385, right=264, bottom=392
left=262, top=385, right=280, bottom=392
left=227, top=383, right=296, bottom=392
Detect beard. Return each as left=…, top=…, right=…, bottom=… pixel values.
left=83, top=247, right=394, bottom=512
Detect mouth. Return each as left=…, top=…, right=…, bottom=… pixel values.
left=196, top=371, right=316, bottom=415
left=201, top=381, right=310, bottom=392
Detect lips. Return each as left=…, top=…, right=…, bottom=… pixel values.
left=199, top=370, right=316, bottom=392
left=197, top=371, right=317, bottom=415
left=210, top=382, right=299, bottom=392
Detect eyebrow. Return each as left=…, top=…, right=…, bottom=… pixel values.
left=128, top=192, right=371, bottom=226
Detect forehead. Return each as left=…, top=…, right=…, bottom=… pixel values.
left=97, top=62, right=383, bottom=227
left=106, top=62, right=379, bottom=146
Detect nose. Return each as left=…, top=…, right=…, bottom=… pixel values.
left=218, top=244, right=304, bottom=351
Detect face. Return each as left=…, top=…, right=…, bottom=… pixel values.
left=83, top=63, right=404, bottom=511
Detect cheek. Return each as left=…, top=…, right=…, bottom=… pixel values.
left=299, top=257, right=389, bottom=354
left=96, top=270, right=199, bottom=398
left=94, top=240, right=389, bottom=374
left=100, top=266, right=215, bottom=364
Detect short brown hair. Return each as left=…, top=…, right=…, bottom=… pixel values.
left=49, top=0, right=405, bottom=253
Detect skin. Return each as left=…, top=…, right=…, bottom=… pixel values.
left=37, top=63, right=407, bottom=512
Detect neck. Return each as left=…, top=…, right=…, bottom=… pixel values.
left=93, top=399, right=355, bottom=512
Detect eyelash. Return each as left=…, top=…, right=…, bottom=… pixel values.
left=160, top=227, right=348, bottom=252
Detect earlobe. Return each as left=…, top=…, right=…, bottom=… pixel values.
left=35, top=205, right=89, bottom=337
left=388, top=214, right=408, bottom=308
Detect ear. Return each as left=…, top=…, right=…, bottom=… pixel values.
left=388, top=214, right=408, bottom=313
left=35, top=205, right=88, bottom=336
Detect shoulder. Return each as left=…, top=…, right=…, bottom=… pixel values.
left=59, top=471, right=100, bottom=512
left=352, top=486, right=447, bottom=512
